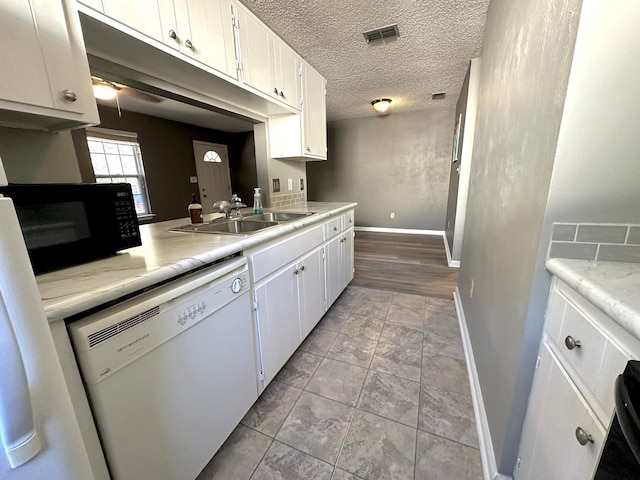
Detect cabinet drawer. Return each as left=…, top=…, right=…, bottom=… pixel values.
left=553, top=299, right=608, bottom=400
left=344, top=210, right=354, bottom=229
left=324, top=217, right=341, bottom=240
left=250, top=225, right=323, bottom=282
left=546, top=281, right=639, bottom=423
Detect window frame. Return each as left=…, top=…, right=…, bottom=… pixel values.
left=86, top=127, right=153, bottom=219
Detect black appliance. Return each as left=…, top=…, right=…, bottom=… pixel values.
left=0, top=183, right=141, bottom=274
left=594, top=360, right=640, bottom=479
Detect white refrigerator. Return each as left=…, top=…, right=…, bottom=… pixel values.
left=0, top=156, right=97, bottom=479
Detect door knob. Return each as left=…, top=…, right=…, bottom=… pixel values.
left=565, top=336, right=581, bottom=350
left=168, top=29, right=177, bottom=39
left=575, top=427, right=593, bottom=446
left=61, top=89, right=77, bottom=102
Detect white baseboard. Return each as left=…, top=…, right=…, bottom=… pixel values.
left=354, top=226, right=444, bottom=236
left=453, top=288, right=512, bottom=480
left=443, top=233, right=461, bottom=268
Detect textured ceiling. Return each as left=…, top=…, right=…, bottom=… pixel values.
left=241, top=0, right=491, bottom=120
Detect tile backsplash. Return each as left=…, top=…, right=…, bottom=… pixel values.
left=270, top=192, right=305, bottom=208
left=549, top=223, right=640, bottom=263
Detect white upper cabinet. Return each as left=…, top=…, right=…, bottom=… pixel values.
left=232, top=3, right=300, bottom=110
left=302, top=62, right=327, bottom=157
left=269, top=37, right=300, bottom=109
left=93, top=0, right=236, bottom=78
left=234, top=6, right=272, bottom=94
left=0, top=0, right=99, bottom=130
left=268, top=60, right=327, bottom=161
left=100, top=0, right=164, bottom=40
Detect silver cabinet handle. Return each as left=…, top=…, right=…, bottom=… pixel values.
left=185, top=39, right=193, bottom=49
left=300, top=265, right=305, bottom=271
left=61, top=89, right=77, bottom=102
left=168, top=29, right=177, bottom=39
left=273, top=87, right=279, bottom=94
left=280, top=91, right=285, bottom=98
left=575, top=427, right=594, bottom=446
left=306, top=146, right=311, bottom=152
left=565, top=336, right=581, bottom=350
left=333, top=226, right=337, bottom=231
left=293, top=269, right=299, bottom=275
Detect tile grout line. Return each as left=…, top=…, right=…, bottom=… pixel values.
left=414, top=298, right=428, bottom=480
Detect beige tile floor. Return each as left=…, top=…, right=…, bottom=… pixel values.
left=197, top=286, right=483, bottom=480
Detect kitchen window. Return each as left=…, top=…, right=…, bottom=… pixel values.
left=86, top=128, right=152, bottom=218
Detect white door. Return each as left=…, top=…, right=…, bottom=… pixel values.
left=193, top=141, right=232, bottom=214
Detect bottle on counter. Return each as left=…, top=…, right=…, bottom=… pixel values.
left=253, top=187, right=263, bottom=214
left=188, top=194, right=203, bottom=224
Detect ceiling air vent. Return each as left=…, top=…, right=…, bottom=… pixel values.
left=363, top=24, right=400, bottom=42
left=431, top=92, right=446, bottom=100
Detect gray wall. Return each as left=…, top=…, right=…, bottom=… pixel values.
left=0, top=128, right=82, bottom=183
left=457, top=0, right=581, bottom=474
left=75, top=105, right=256, bottom=222
left=307, top=108, right=455, bottom=229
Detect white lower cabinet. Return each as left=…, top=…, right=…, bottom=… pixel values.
left=249, top=212, right=354, bottom=390
left=517, top=344, right=604, bottom=480
left=253, top=245, right=326, bottom=387
left=517, top=278, right=640, bottom=480
left=254, top=263, right=301, bottom=387
left=325, top=211, right=355, bottom=308
left=298, top=247, right=326, bottom=338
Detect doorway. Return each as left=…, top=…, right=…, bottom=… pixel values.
left=193, top=141, right=232, bottom=214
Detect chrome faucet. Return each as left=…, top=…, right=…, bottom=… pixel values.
left=213, top=194, right=247, bottom=218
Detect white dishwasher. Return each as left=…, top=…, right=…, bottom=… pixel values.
left=68, top=256, right=258, bottom=480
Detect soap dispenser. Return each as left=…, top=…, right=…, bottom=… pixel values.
left=188, top=194, right=203, bottom=225
left=253, top=188, right=263, bottom=214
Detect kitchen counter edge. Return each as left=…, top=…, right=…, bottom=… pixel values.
left=545, top=257, right=640, bottom=341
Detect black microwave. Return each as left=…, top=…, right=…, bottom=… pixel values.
left=0, top=183, right=142, bottom=274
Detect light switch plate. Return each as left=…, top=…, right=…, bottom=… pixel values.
left=189, top=176, right=198, bottom=184
left=299, top=179, right=304, bottom=191
left=287, top=178, right=293, bottom=191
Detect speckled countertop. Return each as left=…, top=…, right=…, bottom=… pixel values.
left=546, top=258, right=640, bottom=340
left=37, top=202, right=356, bottom=323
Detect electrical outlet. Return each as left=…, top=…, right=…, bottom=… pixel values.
left=272, top=178, right=280, bottom=192
left=447, top=220, right=450, bottom=228
left=299, top=179, right=304, bottom=190
left=287, top=178, right=293, bottom=191
left=470, top=278, right=475, bottom=298
left=190, top=176, right=198, bottom=184
left=390, top=212, right=395, bottom=219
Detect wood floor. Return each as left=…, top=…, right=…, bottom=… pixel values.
left=351, top=231, right=459, bottom=298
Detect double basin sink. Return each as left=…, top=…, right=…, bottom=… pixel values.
left=170, top=211, right=315, bottom=235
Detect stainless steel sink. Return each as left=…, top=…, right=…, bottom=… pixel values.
left=242, top=212, right=314, bottom=222
left=170, top=220, right=278, bottom=235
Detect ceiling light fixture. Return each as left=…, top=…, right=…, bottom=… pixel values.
left=92, top=81, right=118, bottom=101
left=371, top=98, right=392, bottom=113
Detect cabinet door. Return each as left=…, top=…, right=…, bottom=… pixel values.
left=302, top=63, right=327, bottom=157
left=325, top=235, right=342, bottom=308
left=518, top=344, right=604, bottom=480
left=255, top=266, right=301, bottom=386
left=341, top=228, right=355, bottom=288
left=299, top=247, right=326, bottom=338
left=237, top=7, right=272, bottom=95
left=271, top=40, right=300, bottom=109
left=102, top=0, right=164, bottom=40
left=0, top=0, right=98, bottom=127
left=184, top=0, right=233, bottom=76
